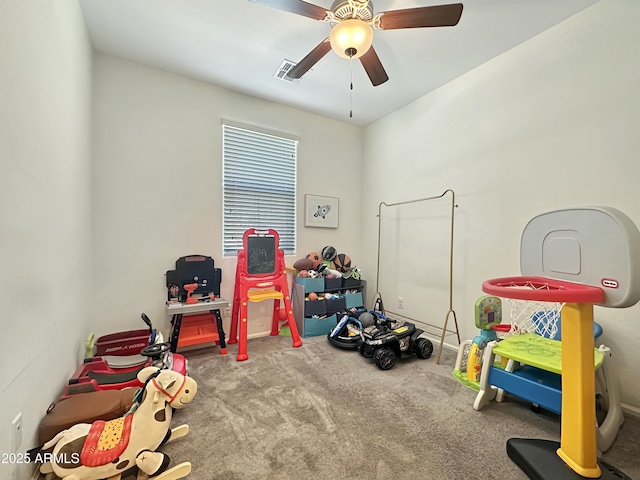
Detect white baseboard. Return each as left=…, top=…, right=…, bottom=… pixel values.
left=247, top=331, right=271, bottom=340
left=441, top=340, right=460, bottom=352
left=621, top=403, right=640, bottom=417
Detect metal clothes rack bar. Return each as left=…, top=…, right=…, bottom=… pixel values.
left=375, top=189, right=460, bottom=364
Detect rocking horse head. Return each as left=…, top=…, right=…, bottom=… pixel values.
left=41, top=366, right=197, bottom=480
left=139, top=366, right=198, bottom=409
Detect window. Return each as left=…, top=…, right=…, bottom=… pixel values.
left=222, top=122, right=297, bottom=256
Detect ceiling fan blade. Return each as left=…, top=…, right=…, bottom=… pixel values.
left=378, top=3, right=463, bottom=30
left=360, top=46, right=389, bottom=87
left=286, top=38, right=332, bottom=79
left=248, top=0, right=328, bottom=21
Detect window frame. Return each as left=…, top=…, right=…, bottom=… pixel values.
left=221, top=121, right=298, bottom=256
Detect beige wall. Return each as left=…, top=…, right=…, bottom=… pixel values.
left=0, top=0, right=93, bottom=477
left=91, top=54, right=363, bottom=338
left=361, top=0, right=640, bottom=409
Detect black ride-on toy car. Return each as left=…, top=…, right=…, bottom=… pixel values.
left=356, top=312, right=434, bottom=370
left=327, top=308, right=370, bottom=351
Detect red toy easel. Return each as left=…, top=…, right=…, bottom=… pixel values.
left=228, top=229, right=302, bottom=361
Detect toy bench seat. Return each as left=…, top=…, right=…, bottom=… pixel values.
left=474, top=334, right=604, bottom=414
left=492, top=333, right=604, bottom=374
left=247, top=288, right=283, bottom=303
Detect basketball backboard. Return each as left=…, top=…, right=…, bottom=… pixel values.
left=520, top=206, right=640, bottom=308
left=475, top=295, right=502, bottom=329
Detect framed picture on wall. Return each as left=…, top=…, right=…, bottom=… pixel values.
left=304, top=194, right=339, bottom=228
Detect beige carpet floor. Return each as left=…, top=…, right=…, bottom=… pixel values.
left=154, top=334, right=640, bottom=480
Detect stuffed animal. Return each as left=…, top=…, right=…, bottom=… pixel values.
left=325, top=268, right=343, bottom=278
left=39, top=367, right=197, bottom=480
left=344, top=266, right=362, bottom=280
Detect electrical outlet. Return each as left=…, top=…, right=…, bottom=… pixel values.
left=397, top=297, right=404, bottom=310
left=11, top=413, right=22, bottom=453
left=223, top=307, right=231, bottom=317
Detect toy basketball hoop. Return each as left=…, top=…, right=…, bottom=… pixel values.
left=483, top=276, right=605, bottom=340
left=483, top=276, right=605, bottom=303
left=482, top=206, right=640, bottom=480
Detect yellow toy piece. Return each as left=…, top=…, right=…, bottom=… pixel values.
left=466, top=343, right=481, bottom=382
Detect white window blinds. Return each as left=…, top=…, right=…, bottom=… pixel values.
left=222, top=123, right=297, bottom=256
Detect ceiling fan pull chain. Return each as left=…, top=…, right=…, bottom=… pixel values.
left=349, top=56, right=354, bottom=118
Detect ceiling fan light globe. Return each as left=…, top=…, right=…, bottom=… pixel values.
left=329, top=19, right=373, bottom=59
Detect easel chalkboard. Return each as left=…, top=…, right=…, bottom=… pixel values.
left=247, top=235, right=276, bottom=275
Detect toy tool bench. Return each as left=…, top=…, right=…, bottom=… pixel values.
left=166, top=255, right=228, bottom=354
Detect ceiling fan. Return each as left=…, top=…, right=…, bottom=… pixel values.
left=249, top=0, right=463, bottom=86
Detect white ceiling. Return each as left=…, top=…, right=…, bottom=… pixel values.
left=79, top=0, right=600, bottom=127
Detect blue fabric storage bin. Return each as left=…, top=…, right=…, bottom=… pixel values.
left=342, top=278, right=362, bottom=289
left=302, top=314, right=338, bottom=337
left=295, top=277, right=324, bottom=292
left=304, top=299, right=326, bottom=316
left=324, top=277, right=342, bottom=291
left=326, top=296, right=347, bottom=314
left=344, top=292, right=364, bottom=309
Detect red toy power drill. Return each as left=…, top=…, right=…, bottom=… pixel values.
left=183, top=283, right=199, bottom=304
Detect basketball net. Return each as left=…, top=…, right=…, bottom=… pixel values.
left=499, top=283, right=564, bottom=340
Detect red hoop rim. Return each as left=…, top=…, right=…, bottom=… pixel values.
left=482, top=276, right=604, bottom=304
left=491, top=324, right=512, bottom=332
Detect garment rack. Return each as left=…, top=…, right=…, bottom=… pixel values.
left=375, top=189, right=460, bottom=364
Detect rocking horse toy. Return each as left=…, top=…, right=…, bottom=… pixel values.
left=38, top=366, right=197, bottom=480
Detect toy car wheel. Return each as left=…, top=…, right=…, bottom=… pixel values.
left=415, top=338, right=434, bottom=359
left=140, top=342, right=170, bottom=358
left=374, top=347, right=396, bottom=370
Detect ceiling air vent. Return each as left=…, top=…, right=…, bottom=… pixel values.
left=274, top=59, right=302, bottom=84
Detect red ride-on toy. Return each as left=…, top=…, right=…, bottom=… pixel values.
left=61, top=314, right=188, bottom=399
left=87, top=312, right=160, bottom=364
